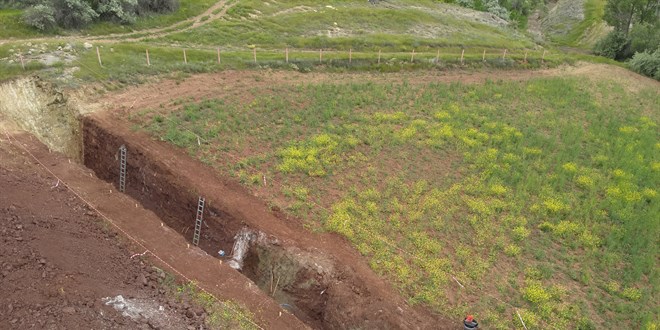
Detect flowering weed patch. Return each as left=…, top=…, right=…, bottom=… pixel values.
left=136, top=76, right=659, bottom=329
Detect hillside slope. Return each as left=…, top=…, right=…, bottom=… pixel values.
left=539, top=0, right=610, bottom=48
left=157, top=0, right=535, bottom=50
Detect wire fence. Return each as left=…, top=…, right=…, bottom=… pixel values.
left=6, top=45, right=557, bottom=328
left=7, top=44, right=559, bottom=78
left=71, top=48, right=554, bottom=328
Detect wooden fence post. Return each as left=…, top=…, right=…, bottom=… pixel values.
left=146, top=49, right=150, bottom=66
left=319, top=49, right=323, bottom=63
left=542, top=49, right=546, bottom=63
left=482, top=49, right=486, bottom=62
left=253, top=47, right=257, bottom=64
left=378, top=49, right=381, bottom=64
left=460, top=49, right=465, bottom=65
left=349, top=48, right=352, bottom=64
left=183, top=48, right=187, bottom=64
left=217, top=48, right=221, bottom=64
left=285, top=47, right=289, bottom=63
left=96, top=47, right=103, bottom=67
left=410, top=49, right=415, bottom=63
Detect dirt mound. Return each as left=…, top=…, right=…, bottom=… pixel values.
left=0, top=138, right=204, bottom=329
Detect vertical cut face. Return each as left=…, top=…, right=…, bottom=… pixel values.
left=0, top=78, right=82, bottom=161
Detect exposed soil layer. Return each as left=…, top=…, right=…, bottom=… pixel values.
left=0, top=77, right=82, bottom=160
left=0, top=133, right=207, bottom=330
left=83, top=111, right=452, bottom=329
left=1, top=130, right=307, bottom=330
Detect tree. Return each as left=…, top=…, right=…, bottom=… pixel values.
left=597, top=0, right=659, bottom=59
left=604, top=0, right=659, bottom=35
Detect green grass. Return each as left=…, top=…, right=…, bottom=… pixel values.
left=0, top=9, right=47, bottom=39
left=134, top=74, right=659, bottom=329
left=159, top=0, right=534, bottom=51
left=160, top=273, right=259, bottom=330
left=71, top=42, right=575, bottom=86
left=83, top=0, right=218, bottom=36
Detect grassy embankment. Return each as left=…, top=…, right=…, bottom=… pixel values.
left=159, top=0, right=532, bottom=51
left=543, top=0, right=609, bottom=49
left=132, top=74, right=659, bottom=329
left=2, top=0, right=619, bottom=83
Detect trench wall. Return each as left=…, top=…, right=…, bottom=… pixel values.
left=0, top=77, right=81, bottom=160
left=81, top=115, right=445, bottom=330
left=82, top=116, right=243, bottom=256
left=82, top=117, right=328, bottom=327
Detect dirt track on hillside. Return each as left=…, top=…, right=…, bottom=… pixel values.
left=98, top=63, right=659, bottom=112
left=88, top=0, right=237, bottom=42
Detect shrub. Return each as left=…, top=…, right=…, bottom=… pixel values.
left=484, top=0, right=510, bottom=20
left=456, top=0, right=475, bottom=9
left=23, top=4, right=56, bottom=31
left=96, top=0, right=138, bottom=24
left=136, top=0, right=179, bottom=15
left=594, top=30, right=630, bottom=60
left=52, top=0, right=99, bottom=28
left=628, top=48, right=660, bottom=80
left=628, top=23, right=660, bottom=55
left=21, top=0, right=179, bottom=29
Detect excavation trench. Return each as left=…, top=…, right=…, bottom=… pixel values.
left=83, top=118, right=334, bottom=328
left=81, top=115, right=446, bottom=329
left=1, top=76, right=446, bottom=329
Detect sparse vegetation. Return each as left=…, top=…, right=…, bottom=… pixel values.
left=160, top=273, right=259, bottom=330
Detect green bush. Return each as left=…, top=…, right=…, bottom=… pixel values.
left=136, top=0, right=179, bottom=14
left=20, top=0, right=179, bottom=29
left=96, top=0, right=138, bottom=24
left=53, top=0, right=98, bottom=28
left=593, top=30, right=629, bottom=60
left=23, top=4, right=56, bottom=30
left=628, top=48, right=660, bottom=80
left=628, top=22, right=660, bottom=55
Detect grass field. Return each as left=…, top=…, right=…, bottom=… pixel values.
left=0, top=9, right=48, bottom=39
left=159, top=0, right=534, bottom=51
left=130, top=73, right=659, bottom=329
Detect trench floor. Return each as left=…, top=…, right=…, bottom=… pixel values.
left=2, top=131, right=307, bottom=330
